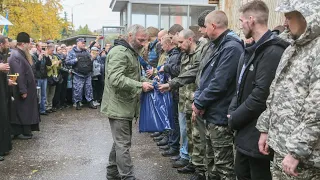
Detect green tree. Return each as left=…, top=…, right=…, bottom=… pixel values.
left=0, top=0, right=71, bottom=40
left=75, top=24, right=93, bottom=35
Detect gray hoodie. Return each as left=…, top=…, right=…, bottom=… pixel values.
left=256, top=0, right=320, bottom=168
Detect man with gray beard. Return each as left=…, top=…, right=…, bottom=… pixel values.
left=101, top=24, right=153, bottom=180
left=8, top=32, right=40, bottom=140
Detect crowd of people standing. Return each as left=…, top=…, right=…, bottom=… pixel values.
left=1, top=0, right=320, bottom=180
left=0, top=32, right=112, bottom=161
left=102, top=0, right=320, bottom=180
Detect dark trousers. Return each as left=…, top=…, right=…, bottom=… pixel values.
left=168, top=97, right=180, bottom=151
left=92, top=77, right=103, bottom=102
left=235, top=150, right=272, bottom=180
left=53, top=82, right=62, bottom=108
left=53, top=73, right=68, bottom=108
left=60, top=73, right=68, bottom=106
left=66, top=88, right=73, bottom=104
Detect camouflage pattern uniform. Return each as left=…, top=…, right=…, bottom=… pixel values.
left=169, top=42, right=207, bottom=172
left=157, top=52, right=167, bottom=68
left=194, top=30, right=243, bottom=180
left=65, top=47, right=93, bottom=103
left=193, top=42, right=213, bottom=175
left=256, top=1, right=320, bottom=179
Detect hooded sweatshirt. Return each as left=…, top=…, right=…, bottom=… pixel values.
left=256, top=0, right=320, bottom=168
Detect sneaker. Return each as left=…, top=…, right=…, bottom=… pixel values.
left=93, top=100, right=100, bottom=106
left=89, top=101, right=97, bottom=109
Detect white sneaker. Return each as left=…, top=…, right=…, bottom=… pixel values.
left=93, top=101, right=100, bottom=106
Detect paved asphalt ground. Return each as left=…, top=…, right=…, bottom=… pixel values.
left=0, top=106, right=189, bottom=180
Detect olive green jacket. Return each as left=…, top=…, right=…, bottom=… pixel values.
left=100, top=42, right=144, bottom=120
left=169, top=43, right=203, bottom=114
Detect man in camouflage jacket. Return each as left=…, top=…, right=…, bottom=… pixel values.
left=256, top=0, right=320, bottom=179
left=159, top=29, right=203, bottom=169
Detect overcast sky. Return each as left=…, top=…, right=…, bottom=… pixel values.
left=61, top=0, right=120, bottom=31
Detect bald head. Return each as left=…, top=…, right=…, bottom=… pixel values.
left=178, top=29, right=197, bottom=53
left=158, top=30, right=168, bottom=42
left=179, top=29, right=196, bottom=42
left=205, top=10, right=228, bottom=28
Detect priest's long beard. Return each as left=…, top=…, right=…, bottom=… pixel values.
left=20, top=45, right=33, bottom=65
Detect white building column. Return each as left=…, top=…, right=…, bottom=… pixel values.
left=158, top=4, right=161, bottom=29
left=127, top=2, right=132, bottom=27
left=120, top=10, right=123, bottom=26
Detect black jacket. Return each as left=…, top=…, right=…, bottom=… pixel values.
left=163, top=47, right=183, bottom=101
left=194, top=30, right=244, bottom=125
left=228, top=31, right=290, bottom=159
left=163, top=47, right=182, bottom=78
left=32, top=53, right=52, bottom=79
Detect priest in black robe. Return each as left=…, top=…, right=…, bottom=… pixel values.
left=8, top=32, right=40, bottom=139
left=0, top=35, right=13, bottom=161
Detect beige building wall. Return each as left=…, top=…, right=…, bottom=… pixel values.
left=217, top=0, right=285, bottom=36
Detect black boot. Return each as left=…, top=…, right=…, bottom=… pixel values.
left=172, top=157, right=189, bottom=168
left=161, top=148, right=179, bottom=157
left=177, top=163, right=196, bottom=174
left=76, top=102, right=81, bottom=110
left=190, top=173, right=206, bottom=180
left=157, top=136, right=169, bottom=146
left=150, top=132, right=162, bottom=138
left=153, top=135, right=164, bottom=142
left=159, top=145, right=170, bottom=151
left=89, top=101, right=97, bottom=109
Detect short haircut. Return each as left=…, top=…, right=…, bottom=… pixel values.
left=36, top=42, right=42, bottom=48
left=240, top=0, right=269, bottom=25
left=0, top=35, right=6, bottom=44
left=179, top=29, right=196, bottom=42
left=47, top=43, right=55, bottom=50
left=161, top=34, right=173, bottom=44
left=198, top=10, right=213, bottom=27
left=205, top=10, right=228, bottom=28
left=158, top=30, right=168, bottom=37
left=168, top=24, right=184, bottom=35
left=125, top=24, right=147, bottom=39
left=147, top=26, right=160, bottom=38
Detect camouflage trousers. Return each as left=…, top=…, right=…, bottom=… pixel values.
left=206, top=123, right=236, bottom=180
left=72, top=74, right=93, bottom=103
left=272, top=153, right=320, bottom=180
left=186, top=113, right=206, bottom=174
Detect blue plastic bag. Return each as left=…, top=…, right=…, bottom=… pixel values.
left=139, top=74, right=174, bottom=132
